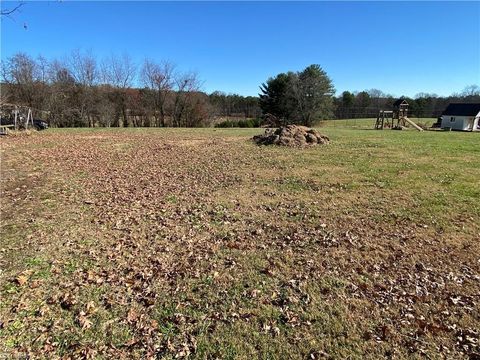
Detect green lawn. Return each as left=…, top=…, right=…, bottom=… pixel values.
left=1, top=127, right=479, bottom=359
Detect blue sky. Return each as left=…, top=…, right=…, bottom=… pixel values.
left=1, top=1, right=479, bottom=97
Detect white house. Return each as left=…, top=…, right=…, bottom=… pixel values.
left=441, top=103, right=480, bottom=131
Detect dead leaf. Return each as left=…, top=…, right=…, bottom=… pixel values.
left=15, top=274, right=28, bottom=286
left=85, top=301, right=98, bottom=315
left=60, top=292, right=77, bottom=310
left=77, top=312, right=93, bottom=329
left=127, top=308, right=138, bottom=323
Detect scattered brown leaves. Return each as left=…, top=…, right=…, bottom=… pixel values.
left=1, top=129, right=478, bottom=359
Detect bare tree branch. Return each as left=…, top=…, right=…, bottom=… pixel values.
left=1, top=1, right=24, bottom=16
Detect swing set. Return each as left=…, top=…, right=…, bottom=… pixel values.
left=0, top=103, right=35, bottom=134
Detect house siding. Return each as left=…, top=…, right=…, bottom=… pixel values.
left=441, top=114, right=479, bottom=131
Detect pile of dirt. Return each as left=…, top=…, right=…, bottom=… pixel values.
left=253, top=125, right=329, bottom=147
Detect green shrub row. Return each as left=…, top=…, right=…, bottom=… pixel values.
left=215, top=118, right=262, bottom=128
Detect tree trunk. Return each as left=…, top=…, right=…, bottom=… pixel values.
left=122, top=108, right=128, bottom=127
left=159, top=108, right=165, bottom=127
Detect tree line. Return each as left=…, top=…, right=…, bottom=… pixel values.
left=258, top=65, right=479, bottom=126
left=334, top=87, right=480, bottom=120
left=1, top=51, right=479, bottom=127
left=0, top=51, right=261, bottom=127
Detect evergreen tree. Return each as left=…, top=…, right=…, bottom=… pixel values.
left=259, top=65, right=334, bottom=126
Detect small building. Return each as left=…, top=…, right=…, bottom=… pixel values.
left=441, top=103, right=480, bottom=131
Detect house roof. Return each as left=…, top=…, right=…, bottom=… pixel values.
left=393, top=99, right=408, bottom=107
left=442, top=103, right=480, bottom=116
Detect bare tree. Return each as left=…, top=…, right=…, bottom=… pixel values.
left=172, top=71, right=202, bottom=127
left=69, top=50, right=97, bottom=87
left=1, top=52, right=42, bottom=108
left=101, top=54, right=136, bottom=127
left=68, top=50, right=98, bottom=126
left=2, top=53, right=37, bottom=85
left=46, top=59, right=80, bottom=127
left=36, top=55, right=49, bottom=83
left=367, top=88, right=386, bottom=113
left=101, top=53, right=136, bottom=89
left=461, top=85, right=480, bottom=97
left=140, top=59, right=175, bottom=127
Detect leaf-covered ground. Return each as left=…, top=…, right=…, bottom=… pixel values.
left=1, top=128, right=479, bottom=359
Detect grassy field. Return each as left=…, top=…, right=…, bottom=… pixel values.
left=1, top=127, right=479, bottom=359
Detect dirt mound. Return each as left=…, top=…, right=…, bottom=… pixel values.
left=253, top=125, right=329, bottom=147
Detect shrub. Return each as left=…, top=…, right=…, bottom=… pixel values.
left=215, top=118, right=262, bottom=128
